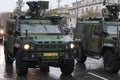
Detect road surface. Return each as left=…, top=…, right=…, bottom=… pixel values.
left=0, top=45, right=120, bottom=80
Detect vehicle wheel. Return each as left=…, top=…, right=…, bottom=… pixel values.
left=61, top=59, right=74, bottom=75
left=16, top=50, right=28, bottom=77
left=76, top=47, right=87, bottom=63
left=4, top=46, right=14, bottom=65
left=40, top=66, right=49, bottom=72
left=104, top=50, right=120, bottom=74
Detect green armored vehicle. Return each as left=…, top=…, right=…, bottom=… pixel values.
left=4, top=1, right=75, bottom=76
left=75, top=4, right=120, bottom=73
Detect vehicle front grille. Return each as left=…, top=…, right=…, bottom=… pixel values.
left=36, top=41, right=66, bottom=51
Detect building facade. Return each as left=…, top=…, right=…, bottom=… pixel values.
left=46, top=5, right=70, bottom=27
left=69, top=0, right=120, bottom=27
left=0, top=12, right=11, bottom=27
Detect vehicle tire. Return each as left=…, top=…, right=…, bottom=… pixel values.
left=76, top=47, right=87, bottom=63
left=61, top=59, right=74, bottom=75
left=4, top=45, right=14, bottom=65
left=40, top=66, right=50, bottom=72
left=104, top=50, right=120, bottom=74
left=16, top=50, right=28, bottom=77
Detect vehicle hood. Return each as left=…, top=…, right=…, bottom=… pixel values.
left=104, top=34, right=118, bottom=43
left=29, top=35, right=73, bottom=42
left=106, top=34, right=118, bottom=39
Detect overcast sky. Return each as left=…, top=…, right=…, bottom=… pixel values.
left=0, top=0, right=76, bottom=12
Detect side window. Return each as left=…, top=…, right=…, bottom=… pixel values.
left=76, top=23, right=85, bottom=34
left=94, top=24, right=102, bottom=36
left=7, top=23, right=15, bottom=35
left=84, top=24, right=92, bottom=35
left=81, top=23, right=87, bottom=34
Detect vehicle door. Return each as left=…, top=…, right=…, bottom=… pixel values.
left=89, top=23, right=103, bottom=53
left=82, top=23, right=92, bottom=51
left=5, top=23, right=15, bottom=53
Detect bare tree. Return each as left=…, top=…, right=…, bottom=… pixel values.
left=81, top=11, right=101, bottom=19
left=14, top=0, right=24, bottom=14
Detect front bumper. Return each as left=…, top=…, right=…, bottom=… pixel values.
left=20, top=49, right=75, bottom=67
left=22, top=50, right=74, bottom=61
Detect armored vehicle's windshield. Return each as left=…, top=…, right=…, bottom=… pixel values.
left=20, top=24, right=62, bottom=34
left=105, top=22, right=120, bottom=35
left=106, top=25, right=120, bottom=34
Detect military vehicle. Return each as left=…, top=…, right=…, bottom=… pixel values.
left=4, top=1, right=75, bottom=76
left=0, top=24, right=4, bottom=44
left=75, top=3, right=120, bottom=73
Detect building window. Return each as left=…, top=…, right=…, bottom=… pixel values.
left=106, top=0, right=110, bottom=3
left=70, top=18, right=71, bottom=22
left=96, top=6, right=98, bottom=12
left=82, top=9, right=84, bottom=14
left=93, top=0, right=96, bottom=2
left=86, top=8, right=88, bottom=13
left=91, top=7, right=93, bottom=12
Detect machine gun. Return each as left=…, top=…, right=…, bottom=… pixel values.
left=26, top=1, right=49, bottom=18
left=102, top=0, right=120, bottom=58
left=102, top=0, right=120, bottom=20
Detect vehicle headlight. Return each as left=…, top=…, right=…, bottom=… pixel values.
left=70, top=43, right=75, bottom=49
left=23, top=44, right=30, bottom=50
left=0, top=29, right=4, bottom=34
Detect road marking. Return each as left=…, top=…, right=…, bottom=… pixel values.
left=88, top=72, right=108, bottom=80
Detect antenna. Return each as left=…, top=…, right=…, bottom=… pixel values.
left=57, top=0, right=61, bottom=8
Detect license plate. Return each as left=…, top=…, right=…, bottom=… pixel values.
left=43, top=53, right=58, bottom=56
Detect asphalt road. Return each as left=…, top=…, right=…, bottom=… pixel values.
left=0, top=44, right=120, bottom=80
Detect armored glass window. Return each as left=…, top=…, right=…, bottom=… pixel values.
left=94, top=24, right=101, bottom=36
left=77, top=23, right=85, bottom=34
left=84, top=24, right=92, bottom=35
left=7, top=23, right=15, bottom=35
left=20, top=24, right=61, bottom=34
left=106, top=25, right=120, bottom=35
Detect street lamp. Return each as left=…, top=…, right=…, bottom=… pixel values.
left=56, top=0, right=61, bottom=15
left=57, top=0, right=61, bottom=9
left=76, top=0, right=78, bottom=20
